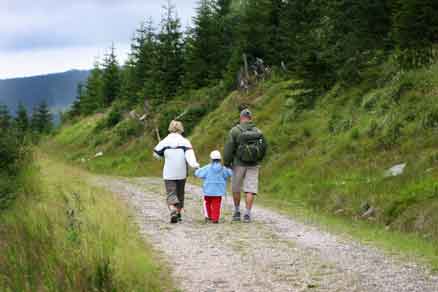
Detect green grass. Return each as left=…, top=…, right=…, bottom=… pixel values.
left=0, top=150, right=174, bottom=291
left=52, top=114, right=161, bottom=177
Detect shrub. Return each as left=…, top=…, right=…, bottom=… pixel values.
left=367, top=120, right=379, bottom=138
left=378, top=121, right=404, bottom=148
left=0, top=130, right=29, bottom=209
left=115, top=119, right=143, bottom=141
left=106, top=108, right=122, bottom=128
left=350, top=128, right=360, bottom=140
left=328, top=114, right=353, bottom=135
left=422, top=107, right=438, bottom=130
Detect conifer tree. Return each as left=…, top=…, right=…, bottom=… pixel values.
left=322, top=0, right=391, bottom=80
left=0, top=104, right=11, bottom=130
left=393, top=0, right=438, bottom=68
left=239, top=0, right=277, bottom=63
left=102, top=44, right=121, bottom=106
left=184, top=0, right=218, bottom=88
left=120, top=56, right=139, bottom=105
left=15, top=102, right=29, bottom=133
left=31, top=101, right=52, bottom=134
left=133, top=19, right=157, bottom=99
left=155, top=1, right=184, bottom=100
left=83, top=61, right=104, bottom=113
left=70, top=82, right=84, bottom=117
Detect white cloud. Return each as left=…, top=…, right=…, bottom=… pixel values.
left=0, top=0, right=197, bottom=78
left=0, top=45, right=131, bottom=79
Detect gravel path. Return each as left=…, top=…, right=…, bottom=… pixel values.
left=93, top=176, right=438, bottom=292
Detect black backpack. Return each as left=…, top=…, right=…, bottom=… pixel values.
left=236, top=126, right=267, bottom=163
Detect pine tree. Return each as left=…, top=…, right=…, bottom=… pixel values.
left=15, top=102, right=29, bottom=133
left=214, top=0, right=234, bottom=70
left=393, top=0, right=438, bottom=68
left=120, top=56, right=139, bottom=105
left=184, top=0, right=218, bottom=88
left=102, top=44, right=121, bottom=106
left=133, top=19, right=158, bottom=100
left=31, top=101, right=52, bottom=134
left=70, top=82, right=84, bottom=117
left=0, top=104, right=11, bottom=130
left=155, top=1, right=184, bottom=100
left=83, top=61, right=104, bottom=113
left=239, top=0, right=276, bottom=63
left=319, top=0, right=391, bottom=81
left=277, top=0, right=325, bottom=79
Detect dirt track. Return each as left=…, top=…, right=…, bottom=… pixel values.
left=94, top=176, right=438, bottom=292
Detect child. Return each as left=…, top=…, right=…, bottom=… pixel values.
left=195, top=150, right=233, bottom=223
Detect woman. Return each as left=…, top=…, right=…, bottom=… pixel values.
left=153, top=120, right=200, bottom=223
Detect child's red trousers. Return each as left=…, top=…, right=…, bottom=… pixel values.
left=203, top=196, right=222, bottom=222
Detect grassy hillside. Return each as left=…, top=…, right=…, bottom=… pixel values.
left=51, top=61, right=438, bottom=264
left=191, top=63, right=438, bottom=239
left=0, top=151, right=173, bottom=291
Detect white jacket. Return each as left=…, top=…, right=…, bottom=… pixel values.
left=153, top=133, right=200, bottom=180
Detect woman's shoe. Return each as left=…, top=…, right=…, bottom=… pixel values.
left=170, top=211, right=178, bottom=224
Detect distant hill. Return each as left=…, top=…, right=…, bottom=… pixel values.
left=0, top=70, right=90, bottom=115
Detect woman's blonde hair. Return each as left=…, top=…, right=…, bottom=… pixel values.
left=168, top=120, right=184, bottom=134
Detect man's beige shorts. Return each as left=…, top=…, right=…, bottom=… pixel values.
left=232, top=166, right=259, bottom=194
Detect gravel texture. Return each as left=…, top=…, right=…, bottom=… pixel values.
left=93, top=176, right=438, bottom=292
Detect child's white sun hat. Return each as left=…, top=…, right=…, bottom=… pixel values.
left=210, top=150, right=222, bottom=160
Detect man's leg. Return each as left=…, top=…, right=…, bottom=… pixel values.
left=245, top=192, right=255, bottom=210
left=242, top=166, right=259, bottom=223
left=233, top=192, right=241, bottom=210
left=232, top=166, right=245, bottom=221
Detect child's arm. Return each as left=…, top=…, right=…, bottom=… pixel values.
left=194, top=165, right=208, bottom=179
left=223, top=167, right=233, bottom=179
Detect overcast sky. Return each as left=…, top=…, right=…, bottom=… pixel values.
left=0, top=0, right=197, bottom=79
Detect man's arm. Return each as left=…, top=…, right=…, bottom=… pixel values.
left=223, top=129, right=236, bottom=167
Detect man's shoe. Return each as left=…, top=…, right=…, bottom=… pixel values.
left=170, top=211, right=178, bottom=224
left=212, top=220, right=219, bottom=224
left=232, top=211, right=241, bottom=222
left=177, top=213, right=182, bottom=222
left=243, top=214, right=251, bottom=223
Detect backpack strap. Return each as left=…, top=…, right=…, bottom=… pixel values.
left=154, top=145, right=192, bottom=157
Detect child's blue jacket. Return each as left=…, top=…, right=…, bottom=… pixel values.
left=195, top=162, right=233, bottom=196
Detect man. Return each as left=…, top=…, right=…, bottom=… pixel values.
left=224, top=109, right=267, bottom=223
left=153, top=120, right=200, bottom=223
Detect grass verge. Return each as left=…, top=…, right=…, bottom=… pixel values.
left=0, top=149, right=174, bottom=292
